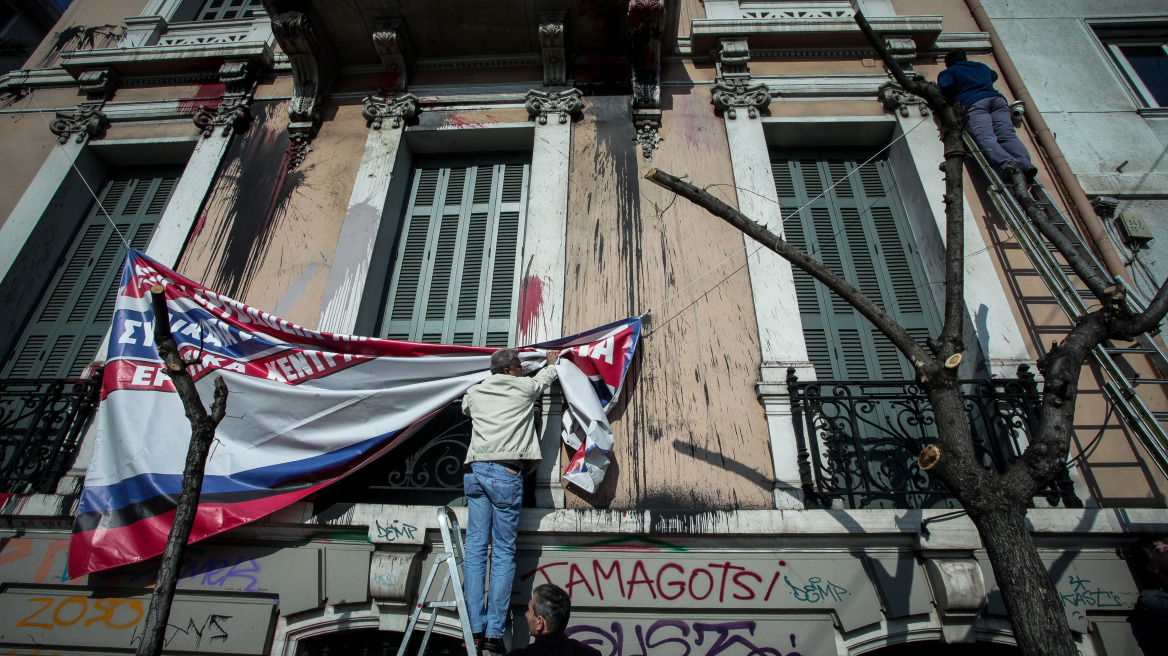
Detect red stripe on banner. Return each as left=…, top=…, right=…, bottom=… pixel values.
left=102, top=359, right=176, bottom=398
left=67, top=484, right=330, bottom=579
left=0, top=493, right=14, bottom=513
left=565, top=445, right=587, bottom=475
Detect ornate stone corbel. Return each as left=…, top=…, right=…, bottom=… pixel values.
left=628, top=0, right=665, bottom=161
left=710, top=79, right=771, bottom=119
left=373, top=25, right=411, bottom=92
left=219, top=60, right=254, bottom=96
left=270, top=8, right=336, bottom=170
left=714, top=38, right=750, bottom=80
left=362, top=93, right=419, bottom=130
left=78, top=68, right=119, bottom=102
left=885, top=36, right=916, bottom=71
left=878, top=82, right=930, bottom=117
left=525, top=88, right=583, bottom=125
left=49, top=105, right=109, bottom=144
left=539, top=15, right=566, bottom=87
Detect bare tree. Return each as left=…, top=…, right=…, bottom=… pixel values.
left=646, top=11, right=1168, bottom=656
left=136, top=285, right=229, bottom=656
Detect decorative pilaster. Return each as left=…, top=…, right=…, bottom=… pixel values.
left=878, top=82, right=930, bottom=117
left=710, top=78, right=771, bottom=119
left=373, top=25, right=411, bottom=93
left=539, top=15, right=566, bottom=86
left=525, top=88, right=583, bottom=125
left=193, top=61, right=257, bottom=138
left=628, top=0, right=665, bottom=162
left=270, top=8, right=336, bottom=170
left=361, top=93, right=419, bottom=130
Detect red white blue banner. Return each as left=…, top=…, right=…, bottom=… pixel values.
left=68, top=250, right=639, bottom=578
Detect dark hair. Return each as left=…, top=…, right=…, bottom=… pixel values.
left=532, top=583, right=571, bottom=634
left=490, top=348, right=520, bottom=375
left=1130, top=534, right=1167, bottom=572
left=944, top=49, right=967, bottom=68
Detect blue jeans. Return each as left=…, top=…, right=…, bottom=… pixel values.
left=463, top=462, right=522, bottom=639
left=967, top=95, right=1033, bottom=171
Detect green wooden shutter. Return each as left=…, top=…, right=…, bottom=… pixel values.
left=380, top=156, right=529, bottom=346
left=2, top=173, right=178, bottom=379
left=774, top=150, right=940, bottom=381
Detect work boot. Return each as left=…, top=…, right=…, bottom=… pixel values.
left=480, top=637, right=506, bottom=655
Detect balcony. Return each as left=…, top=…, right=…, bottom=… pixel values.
left=787, top=367, right=1081, bottom=510
left=59, top=15, right=274, bottom=78
left=0, top=375, right=102, bottom=494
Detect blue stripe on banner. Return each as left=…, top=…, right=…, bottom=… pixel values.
left=78, top=429, right=400, bottom=514
left=108, top=304, right=290, bottom=363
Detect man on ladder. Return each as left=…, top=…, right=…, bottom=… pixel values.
left=939, top=48, right=1038, bottom=181
left=461, top=348, right=559, bottom=655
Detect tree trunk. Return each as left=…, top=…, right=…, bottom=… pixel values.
left=968, top=503, right=1077, bottom=656
left=136, top=286, right=228, bottom=656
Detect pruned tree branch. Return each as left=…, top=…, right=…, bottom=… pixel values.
left=643, top=167, right=936, bottom=373
left=137, top=285, right=228, bottom=656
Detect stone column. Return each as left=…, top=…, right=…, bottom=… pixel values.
left=316, top=94, right=419, bottom=334
left=714, top=75, right=812, bottom=508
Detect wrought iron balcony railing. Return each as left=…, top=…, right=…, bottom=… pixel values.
left=787, top=366, right=1081, bottom=510
left=0, top=375, right=102, bottom=494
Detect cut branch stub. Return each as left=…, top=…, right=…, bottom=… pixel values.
left=919, top=444, right=941, bottom=470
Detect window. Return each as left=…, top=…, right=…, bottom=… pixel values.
left=1096, top=24, right=1168, bottom=108
left=772, top=150, right=941, bottom=380
left=195, top=0, right=264, bottom=21
left=2, top=172, right=178, bottom=379
left=378, top=155, right=529, bottom=347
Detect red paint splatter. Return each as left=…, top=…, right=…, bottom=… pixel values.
left=191, top=213, right=208, bottom=238
left=378, top=71, right=402, bottom=98
left=177, top=82, right=225, bottom=116
left=518, top=275, right=547, bottom=342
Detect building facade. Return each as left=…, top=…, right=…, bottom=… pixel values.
left=0, top=1, right=1166, bottom=655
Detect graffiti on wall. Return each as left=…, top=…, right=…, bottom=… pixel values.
left=566, top=620, right=805, bottom=656
left=522, top=558, right=850, bottom=607
left=98, top=547, right=265, bottom=592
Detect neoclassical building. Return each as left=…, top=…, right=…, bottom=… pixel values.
left=1, top=1, right=1166, bottom=655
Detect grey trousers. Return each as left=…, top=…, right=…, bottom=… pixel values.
left=967, top=95, right=1034, bottom=171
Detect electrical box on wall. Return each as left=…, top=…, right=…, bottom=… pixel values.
left=1117, top=211, right=1154, bottom=244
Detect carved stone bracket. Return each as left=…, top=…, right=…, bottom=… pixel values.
left=373, top=25, right=412, bottom=92
left=49, top=105, right=109, bottom=144
left=270, top=8, right=336, bottom=169
left=885, top=36, right=916, bottom=71
left=362, top=93, right=420, bottom=130
left=628, top=0, right=665, bottom=161
left=78, top=68, right=119, bottom=102
left=878, top=82, right=930, bottom=117
left=633, top=109, right=663, bottom=162
left=539, top=15, right=566, bottom=87
left=711, top=79, right=772, bottom=119
left=219, top=60, right=255, bottom=96
left=714, top=38, right=750, bottom=81
left=525, top=88, right=584, bottom=125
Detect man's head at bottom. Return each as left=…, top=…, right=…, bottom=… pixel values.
left=525, top=583, right=572, bottom=636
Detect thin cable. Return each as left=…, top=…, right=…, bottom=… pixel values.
left=27, top=92, right=131, bottom=249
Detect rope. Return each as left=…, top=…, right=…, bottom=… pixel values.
left=27, top=92, right=131, bottom=250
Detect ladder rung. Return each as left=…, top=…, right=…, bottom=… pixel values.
left=1105, top=347, right=1160, bottom=355
left=425, top=601, right=460, bottom=608
left=1153, top=411, right=1168, bottom=422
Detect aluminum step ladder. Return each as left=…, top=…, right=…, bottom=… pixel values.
left=964, top=133, right=1168, bottom=478
left=396, top=506, right=478, bottom=656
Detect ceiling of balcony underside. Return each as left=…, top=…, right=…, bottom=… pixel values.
left=299, top=0, right=635, bottom=69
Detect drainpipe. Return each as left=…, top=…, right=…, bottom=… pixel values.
left=963, top=0, right=1129, bottom=283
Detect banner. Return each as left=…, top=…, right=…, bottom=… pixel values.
left=68, top=250, right=639, bottom=578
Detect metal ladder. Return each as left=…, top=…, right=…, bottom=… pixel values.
left=396, top=506, right=478, bottom=656
left=964, top=133, right=1168, bottom=478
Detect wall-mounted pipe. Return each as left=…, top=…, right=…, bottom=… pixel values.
left=963, top=0, right=1130, bottom=283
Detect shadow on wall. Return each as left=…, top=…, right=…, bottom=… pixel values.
left=35, top=24, right=123, bottom=69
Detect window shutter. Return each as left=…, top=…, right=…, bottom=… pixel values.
left=773, top=150, right=940, bottom=381
left=3, top=173, right=178, bottom=379
left=380, top=157, right=529, bottom=346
